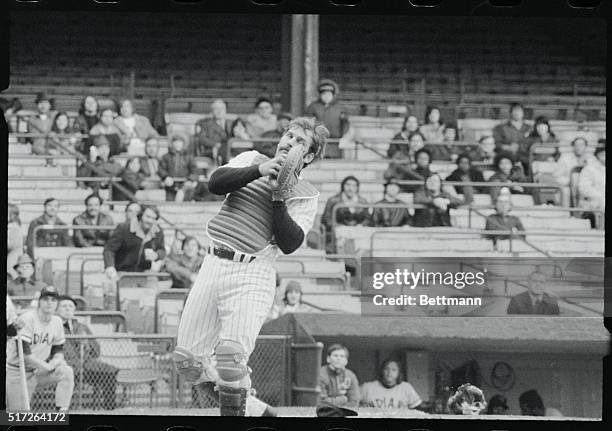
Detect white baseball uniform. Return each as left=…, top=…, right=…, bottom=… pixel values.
left=5, top=309, right=74, bottom=411
left=177, top=150, right=318, bottom=376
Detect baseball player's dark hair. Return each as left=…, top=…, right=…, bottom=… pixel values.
left=84, top=193, right=103, bottom=206
left=327, top=343, right=349, bottom=358
left=286, top=117, right=329, bottom=164
left=340, top=175, right=360, bottom=193
left=43, top=197, right=58, bottom=207
left=255, top=97, right=273, bottom=108
left=377, top=358, right=404, bottom=387
left=137, top=204, right=160, bottom=221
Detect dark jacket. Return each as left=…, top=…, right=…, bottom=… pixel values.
left=72, top=211, right=115, bottom=247
left=371, top=198, right=413, bottom=227
left=485, top=212, right=525, bottom=243
left=62, top=319, right=119, bottom=373
left=413, top=190, right=463, bottom=227
left=319, top=365, right=361, bottom=408
left=114, top=169, right=145, bottom=201
left=26, top=215, right=71, bottom=257
left=77, top=157, right=123, bottom=190
left=164, top=253, right=204, bottom=289
left=75, top=113, right=98, bottom=134
left=506, top=291, right=560, bottom=315
left=384, top=164, right=433, bottom=193
left=305, top=80, right=349, bottom=139
left=158, top=150, right=199, bottom=182
left=103, top=220, right=166, bottom=272
left=139, top=156, right=161, bottom=180
left=195, top=117, right=232, bottom=158
left=321, top=193, right=370, bottom=253
left=492, top=121, right=531, bottom=154
left=387, top=132, right=411, bottom=159
left=445, top=168, right=486, bottom=194
left=6, top=276, right=47, bottom=297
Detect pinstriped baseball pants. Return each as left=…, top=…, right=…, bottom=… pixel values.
left=176, top=253, right=276, bottom=372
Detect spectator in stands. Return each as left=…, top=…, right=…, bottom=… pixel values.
left=486, top=394, right=509, bottom=415
left=88, top=107, right=123, bottom=157
left=159, top=133, right=199, bottom=201
left=488, top=153, right=528, bottom=201
left=442, top=122, right=460, bottom=161
left=256, top=112, right=293, bottom=157
left=124, top=202, right=142, bottom=223
left=77, top=135, right=123, bottom=192
left=319, top=344, right=360, bottom=408
left=48, top=111, right=81, bottom=155
left=578, top=147, right=605, bottom=225
left=268, top=281, right=316, bottom=320
left=139, top=137, right=162, bottom=189
left=526, top=116, right=558, bottom=162
left=7, top=203, right=23, bottom=279
left=421, top=106, right=452, bottom=160
left=194, top=99, right=232, bottom=161
left=507, top=270, right=560, bottom=315
left=113, top=98, right=159, bottom=151
left=72, top=194, right=115, bottom=248
left=1, top=97, right=23, bottom=132
left=103, top=205, right=166, bottom=279
left=387, top=115, right=420, bottom=159
left=6, top=254, right=48, bottom=296
left=164, top=236, right=204, bottom=290
left=371, top=180, right=413, bottom=227
left=57, top=295, right=119, bottom=410
left=26, top=197, right=71, bottom=257
left=468, top=135, right=497, bottom=165
left=360, top=358, right=423, bottom=410
left=75, top=96, right=99, bottom=134
left=552, top=137, right=594, bottom=207
left=445, top=153, right=486, bottom=195
left=305, top=80, right=350, bottom=159
left=413, top=173, right=464, bottom=227
left=384, top=147, right=433, bottom=193
left=246, top=97, right=277, bottom=138
left=519, top=389, right=563, bottom=417
left=114, top=157, right=145, bottom=201
left=492, top=103, right=531, bottom=163
left=321, top=176, right=371, bottom=253
left=484, top=193, right=525, bottom=246
left=227, top=118, right=254, bottom=161
left=28, top=92, right=56, bottom=155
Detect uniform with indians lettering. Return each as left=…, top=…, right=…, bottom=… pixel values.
left=173, top=117, right=329, bottom=416
left=5, top=288, right=74, bottom=411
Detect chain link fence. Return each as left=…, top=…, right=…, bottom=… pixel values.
left=29, top=335, right=292, bottom=411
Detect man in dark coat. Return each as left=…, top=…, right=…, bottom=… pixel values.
left=445, top=153, right=486, bottom=194
left=159, top=133, right=199, bottom=201
left=194, top=99, right=233, bottom=159
left=103, top=205, right=166, bottom=279
left=57, top=295, right=119, bottom=410
left=26, top=197, right=71, bottom=258
left=72, top=194, right=115, bottom=247
left=485, top=193, right=525, bottom=245
left=371, top=181, right=413, bottom=227
left=507, top=270, right=560, bottom=315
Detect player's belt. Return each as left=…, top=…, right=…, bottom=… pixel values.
left=208, top=245, right=256, bottom=263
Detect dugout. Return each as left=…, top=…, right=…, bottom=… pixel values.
left=271, top=313, right=608, bottom=418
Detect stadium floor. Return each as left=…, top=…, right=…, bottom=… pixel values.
left=72, top=408, right=600, bottom=420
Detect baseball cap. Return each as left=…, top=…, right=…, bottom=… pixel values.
left=315, top=400, right=358, bottom=418
left=39, top=286, right=59, bottom=301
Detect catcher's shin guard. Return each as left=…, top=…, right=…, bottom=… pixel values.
left=173, top=347, right=219, bottom=384
left=215, top=339, right=249, bottom=384
left=218, top=386, right=248, bottom=416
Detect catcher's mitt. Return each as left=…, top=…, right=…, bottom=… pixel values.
left=270, top=146, right=304, bottom=201
left=447, top=383, right=487, bottom=415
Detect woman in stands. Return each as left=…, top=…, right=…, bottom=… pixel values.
left=487, top=153, right=529, bottom=201
left=113, top=98, right=159, bottom=152
left=227, top=118, right=254, bottom=161
left=164, top=236, right=204, bottom=290
left=75, top=95, right=99, bottom=134
left=114, top=156, right=145, bottom=201
left=88, top=107, right=123, bottom=157
left=360, top=359, right=423, bottom=410
left=413, top=173, right=464, bottom=227
left=7, top=203, right=23, bottom=280
left=420, top=106, right=445, bottom=143
left=387, top=115, right=420, bottom=159
left=526, top=116, right=558, bottom=162
left=48, top=111, right=82, bottom=155
left=578, top=147, right=605, bottom=226
left=268, top=281, right=315, bottom=320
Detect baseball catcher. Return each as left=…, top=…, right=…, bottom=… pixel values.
left=173, top=117, right=329, bottom=416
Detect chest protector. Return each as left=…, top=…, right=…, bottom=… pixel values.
left=207, top=154, right=318, bottom=253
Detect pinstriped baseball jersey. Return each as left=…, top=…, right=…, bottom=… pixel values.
left=6, top=310, right=65, bottom=370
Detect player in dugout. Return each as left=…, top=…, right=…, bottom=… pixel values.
left=172, top=117, right=330, bottom=416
